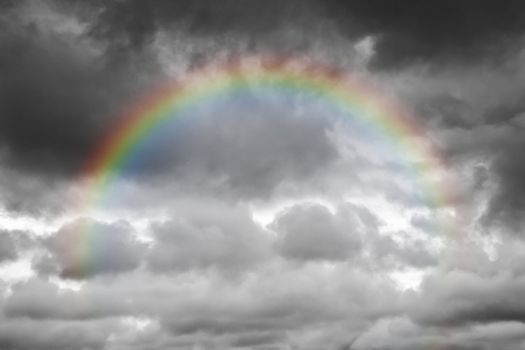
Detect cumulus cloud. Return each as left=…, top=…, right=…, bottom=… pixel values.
left=36, top=218, right=145, bottom=279
left=147, top=202, right=272, bottom=273
left=272, top=203, right=362, bottom=262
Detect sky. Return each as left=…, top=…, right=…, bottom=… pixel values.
left=2, top=0, right=525, bottom=349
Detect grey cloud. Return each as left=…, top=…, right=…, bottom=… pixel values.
left=0, top=229, right=37, bottom=263
left=147, top=203, right=272, bottom=273
left=1, top=265, right=402, bottom=349
left=435, top=122, right=525, bottom=234
left=36, top=218, right=145, bottom=279
left=384, top=50, right=525, bottom=133
left=411, top=271, right=525, bottom=327
left=415, top=93, right=475, bottom=129
left=230, top=331, right=285, bottom=347
left=381, top=53, right=525, bottom=236
left=2, top=278, right=129, bottom=320
left=0, top=317, right=118, bottom=350
left=353, top=316, right=525, bottom=350
left=0, top=231, right=17, bottom=262
left=157, top=266, right=401, bottom=343
left=482, top=137, right=525, bottom=233
left=483, top=101, right=525, bottom=126
left=369, top=234, right=438, bottom=269
left=272, top=203, right=362, bottom=262
left=0, top=164, right=72, bottom=215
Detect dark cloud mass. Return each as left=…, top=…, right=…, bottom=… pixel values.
left=325, top=0, right=525, bottom=68
left=2, top=0, right=525, bottom=349
left=0, top=0, right=164, bottom=177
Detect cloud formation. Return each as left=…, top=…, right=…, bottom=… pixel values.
left=273, top=203, right=362, bottom=262
left=36, top=219, right=145, bottom=279
left=2, top=0, right=525, bottom=349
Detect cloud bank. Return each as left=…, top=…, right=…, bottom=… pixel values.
left=2, top=1, right=525, bottom=349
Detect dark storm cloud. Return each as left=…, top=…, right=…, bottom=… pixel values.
left=0, top=29, right=101, bottom=174
left=80, top=0, right=525, bottom=69
left=415, top=93, right=475, bottom=129
left=481, top=136, right=525, bottom=233
left=88, top=0, right=319, bottom=49
left=0, top=0, right=161, bottom=177
left=483, top=100, right=525, bottom=126
left=323, top=0, right=525, bottom=69
left=386, top=54, right=525, bottom=235
left=439, top=120, right=525, bottom=234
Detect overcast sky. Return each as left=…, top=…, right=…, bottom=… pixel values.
left=2, top=1, right=525, bottom=349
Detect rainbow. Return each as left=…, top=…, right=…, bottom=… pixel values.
left=78, top=56, right=457, bottom=235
